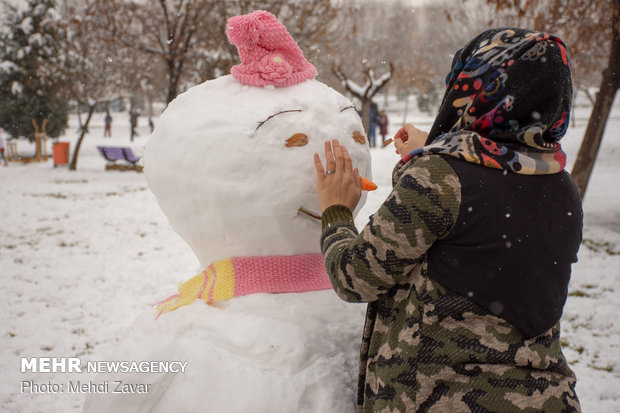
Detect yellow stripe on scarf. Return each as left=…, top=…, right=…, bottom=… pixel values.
left=155, top=273, right=204, bottom=316
left=155, top=258, right=236, bottom=317
left=208, top=259, right=235, bottom=302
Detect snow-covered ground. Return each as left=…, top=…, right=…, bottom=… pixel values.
left=1, top=95, right=619, bottom=412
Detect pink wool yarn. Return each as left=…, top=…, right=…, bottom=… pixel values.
left=226, top=10, right=317, bottom=87
left=155, top=255, right=333, bottom=318
left=233, top=255, right=332, bottom=296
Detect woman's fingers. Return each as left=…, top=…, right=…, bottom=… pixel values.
left=320, top=139, right=355, bottom=177
left=324, top=140, right=335, bottom=172
left=342, top=144, right=353, bottom=177
left=314, top=139, right=362, bottom=212
left=332, top=140, right=345, bottom=175
left=394, top=126, right=409, bottom=143
left=392, top=124, right=429, bottom=156
left=313, top=153, right=325, bottom=180
left=394, top=136, right=405, bottom=153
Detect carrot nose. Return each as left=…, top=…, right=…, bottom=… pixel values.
left=361, top=176, right=377, bottom=191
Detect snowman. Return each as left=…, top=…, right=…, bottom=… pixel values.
left=84, top=10, right=374, bottom=413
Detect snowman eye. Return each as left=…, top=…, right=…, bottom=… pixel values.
left=352, top=131, right=366, bottom=145
left=285, top=133, right=309, bottom=147
left=340, top=105, right=356, bottom=112
left=256, top=109, right=302, bottom=131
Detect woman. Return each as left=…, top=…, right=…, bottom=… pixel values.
left=313, top=28, right=582, bottom=412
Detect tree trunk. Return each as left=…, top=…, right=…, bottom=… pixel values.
left=571, top=0, right=620, bottom=199
left=76, top=106, right=82, bottom=133
left=69, top=105, right=96, bottom=171
left=166, top=58, right=182, bottom=104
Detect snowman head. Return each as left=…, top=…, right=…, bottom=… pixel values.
left=145, top=11, right=371, bottom=267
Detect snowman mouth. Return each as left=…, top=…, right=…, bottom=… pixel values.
left=298, top=207, right=321, bottom=221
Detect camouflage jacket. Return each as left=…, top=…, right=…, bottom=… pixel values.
left=320, top=155, right=580, bottom=412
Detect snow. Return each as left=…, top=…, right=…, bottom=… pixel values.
left=10, top=80, right=23, bottom=95
left=84, top=294, right=366, bottom=412
left=341, top=77, right=368, bottom=97
left=16, top=47, right=27, bottom=59
left=27, top=32, right=43, bottom=47
left=338, top=66, right=392, bottom=100
left=1, top=93, right=619, bottom=412
left=0, top=60, right=20, bottom=74
left=366, top=69, right=392, bottom=97
left=17, top=16, right=32, bottom=35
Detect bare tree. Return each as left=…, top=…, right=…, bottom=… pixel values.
left=324, top=0, right=448, bottom=121
left=332, top=62, right=394, bottom=133
left=477, top=0, right=619, bottom=199
left=87, top=0, right=353, bottom=105
left=54, top=2, right=126, bottom=170
left=89, top=0, right=219, bottom=104
left=570, top=0, right=619, bottom=198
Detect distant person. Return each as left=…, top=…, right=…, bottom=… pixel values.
left=377, top=109, right=389, bottom=146
left=104, top=112, right=112, bottom=138
left=148, top=117, right=154, bottom=134
left=368, top=101, right=378, bottom=148
left=130, top=111, right=139, bottom=141
left=0, top=129, right=7, bottom=166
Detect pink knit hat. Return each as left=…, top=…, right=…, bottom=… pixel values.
left=226, top=10, right=317, bottom=87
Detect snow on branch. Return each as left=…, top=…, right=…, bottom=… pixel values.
left=0, top=60, right=20, bottom=74
left=332, top=62, right=394, bottom=102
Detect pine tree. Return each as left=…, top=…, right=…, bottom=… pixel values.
left=0, top=0, right=68, bottom=141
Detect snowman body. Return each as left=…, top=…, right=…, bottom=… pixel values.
left=85, top=294, right=365, bottom=413
left=83, top=75, right=371, bottom=412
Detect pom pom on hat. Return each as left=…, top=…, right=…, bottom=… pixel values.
left=226, top=12, right=264, bottom=45
left=226, top=10, right=317, bottom=87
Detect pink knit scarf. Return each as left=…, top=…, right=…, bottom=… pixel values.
left=226, top=254, right=333, bottom=296
left=156, top=254, right=333, bottom=317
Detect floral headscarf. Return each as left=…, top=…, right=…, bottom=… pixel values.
left=403, top=28, right=573, bottom=174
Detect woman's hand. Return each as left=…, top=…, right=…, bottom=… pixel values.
left=393, top=124, right=428, bottom=156
left=313, top=139, right=362, bottom=212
